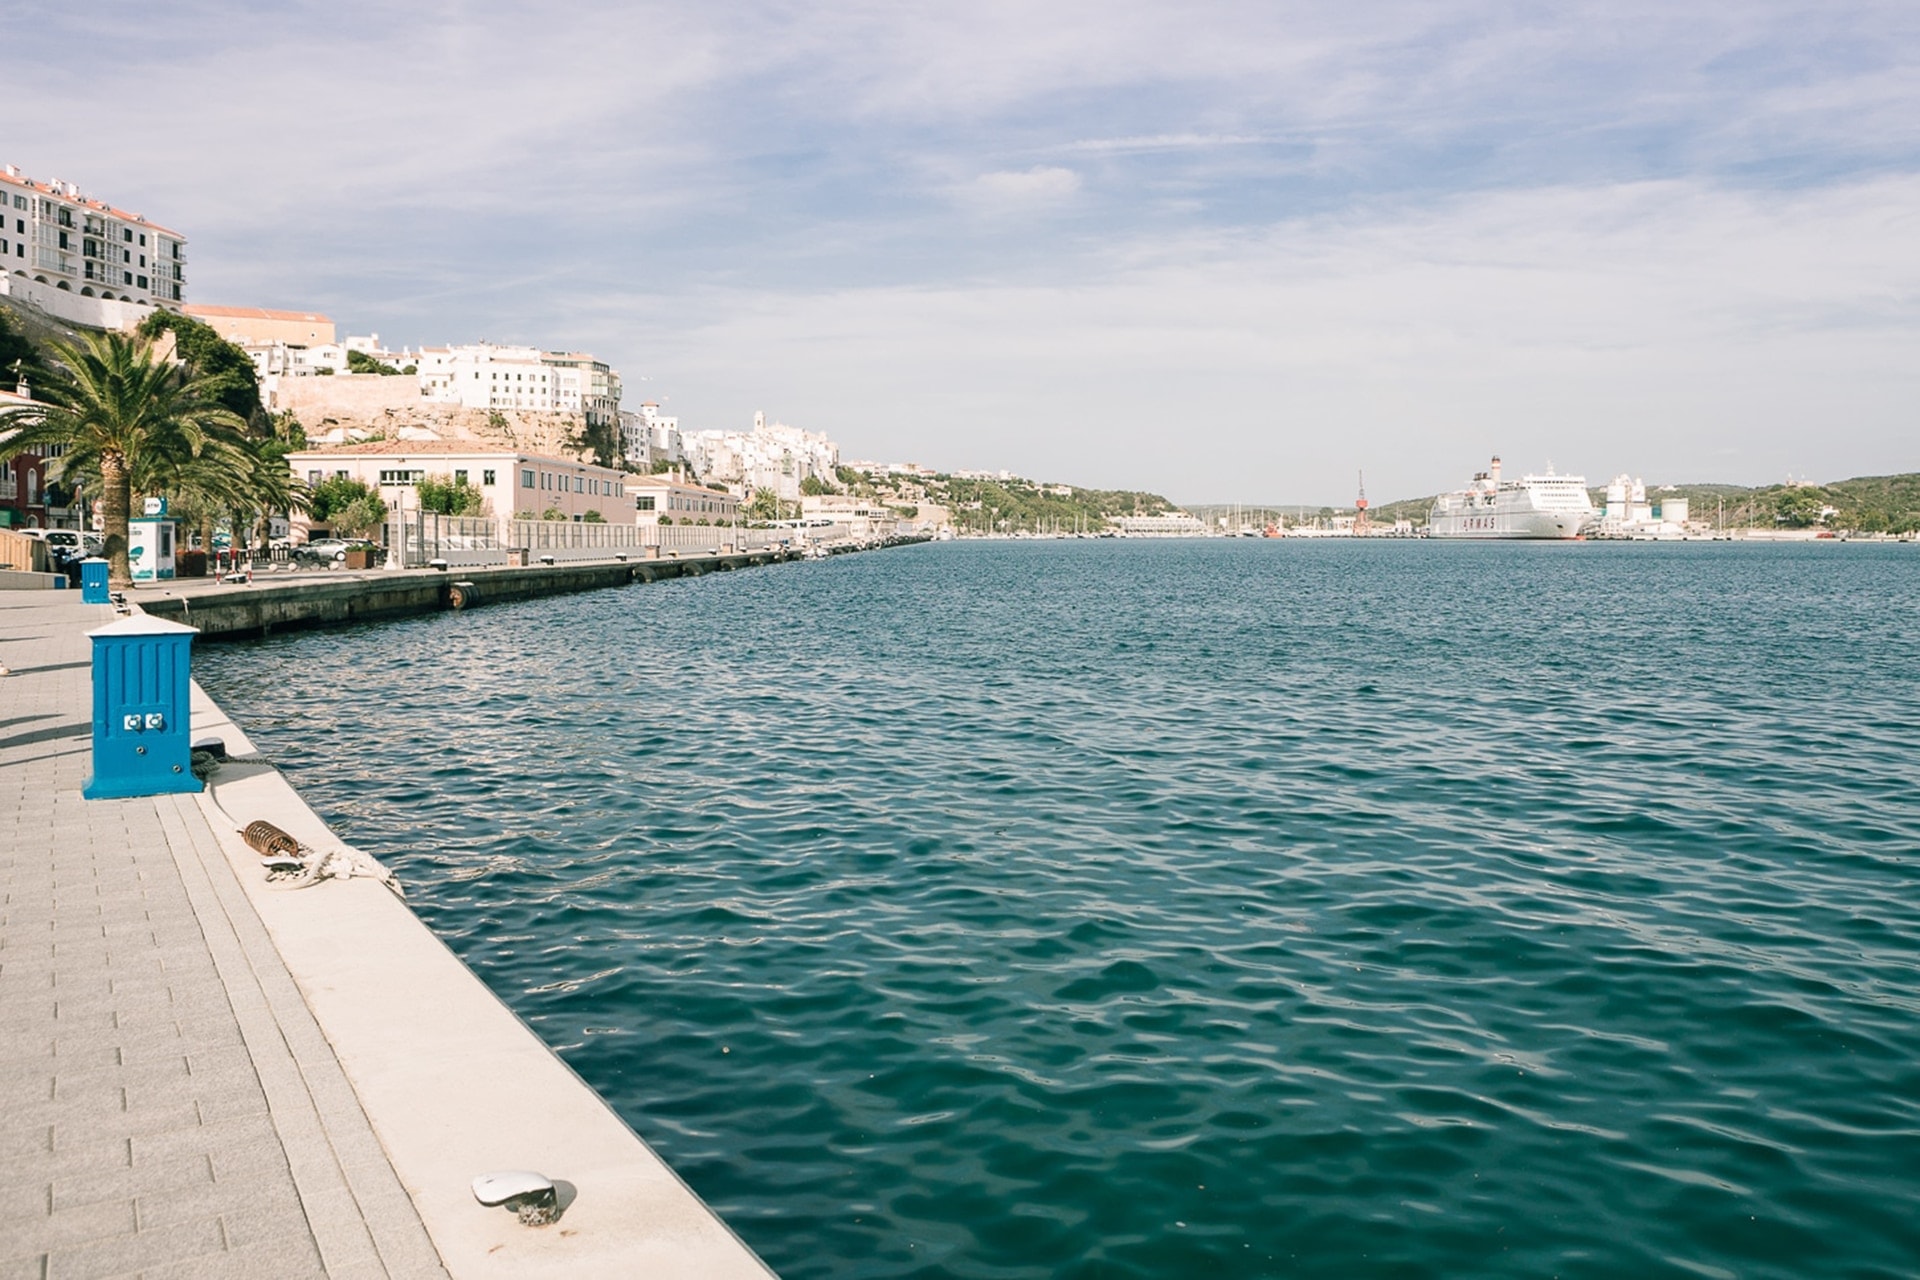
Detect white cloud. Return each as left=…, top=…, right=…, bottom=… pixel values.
left=957, top=166, right=1084, bottom=213
left=7, top=1, right=1918, bottom=500
left=588, top=176, right=1920, bottom=501
left=1059, top=134, right=1269, bottom=154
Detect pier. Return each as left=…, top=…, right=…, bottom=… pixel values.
left=133, top=535, right=931, bottom=640
left=0, top=590, right=776, bottom=1276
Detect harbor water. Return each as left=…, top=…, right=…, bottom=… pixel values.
left=195, top=539, right=1920, bottom=1279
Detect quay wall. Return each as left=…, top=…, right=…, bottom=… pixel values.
left=140, top=551, right=775, bottom=638
left=137, top=536, right=930, bottom=639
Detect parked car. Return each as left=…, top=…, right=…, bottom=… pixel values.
left=293, top=538, right=378, bottom=568
left=293, top=538, right=353, bottom=567
left=22, top=529, right=102, bottom=566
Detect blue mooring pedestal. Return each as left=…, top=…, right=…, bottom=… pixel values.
left=80, top=557, right=110, bottom=605
left=83, top=614, right=204, bottom=800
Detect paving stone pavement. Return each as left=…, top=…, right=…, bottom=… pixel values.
left=1, top=592, right=448, bottom=1279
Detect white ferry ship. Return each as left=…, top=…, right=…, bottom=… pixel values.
left=1428, top=456, right=1595, bottom=539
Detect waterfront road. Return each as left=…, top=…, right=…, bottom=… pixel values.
left=0, top=592, right=447, bottom=1279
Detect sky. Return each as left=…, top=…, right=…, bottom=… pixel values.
left=7, top=0, right=1919, bottom=503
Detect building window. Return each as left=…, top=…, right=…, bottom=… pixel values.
left=636, top=496, right=654, bottom=511
left=136, top=276, right=147, bottom=289
left=574, top=476, right=583, bottom=493
left=453, top=470, right=468, bottom=484
left=378, top=469, right=423, bottom=485
left=308, top=470, right=322, bottom=485
left=521, top=469, right=535, bottom=488
left=483, top=469, right=496, bottom=486
left=123, top=229, right=132, bottom=242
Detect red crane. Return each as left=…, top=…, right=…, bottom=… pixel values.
left=1355, top=470, right=1370, bottom=535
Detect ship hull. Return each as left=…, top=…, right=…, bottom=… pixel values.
left=1427, top=501, right=1589, bottom=540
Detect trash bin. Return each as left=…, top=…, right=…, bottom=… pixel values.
left=80, top=557, right=110, bottom=604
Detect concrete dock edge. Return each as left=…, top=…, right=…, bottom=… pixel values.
left=187, top=683, right=777, bottom=1278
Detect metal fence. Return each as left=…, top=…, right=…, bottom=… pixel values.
left=386, top=512, right=506, bottom=569
left=385, top=512, right=793, bottom=568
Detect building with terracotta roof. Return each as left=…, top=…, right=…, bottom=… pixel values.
left=626, top=470, right=740, bottom=526
left=285, top=439, right=631, bottom=536
left=1, top=165, right=184, bottom=306
left=182, top=305, right=334, bottom=346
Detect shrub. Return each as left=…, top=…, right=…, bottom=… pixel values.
left=417, top=473, right=485, bottom=516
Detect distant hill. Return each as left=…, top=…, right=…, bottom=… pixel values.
left=1195, top=472, right=1920, bottom=534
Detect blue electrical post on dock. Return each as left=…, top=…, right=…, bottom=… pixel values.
left=80, top=557, right=110, bottom=605
left=83, top=614, right=204, bottom=800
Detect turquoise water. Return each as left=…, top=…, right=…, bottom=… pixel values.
left=196, top=540, right=1920, bottom=1279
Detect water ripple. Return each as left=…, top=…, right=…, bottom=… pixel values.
left=198, top=540, right=1920, bottom=1279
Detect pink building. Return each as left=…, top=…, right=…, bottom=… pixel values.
left=287, top=440, right=629, bottom=537
left=625, top=470, right=741, bottom=525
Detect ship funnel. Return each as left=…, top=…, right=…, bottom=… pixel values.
left=1489, top=456, right=1503, bottom=486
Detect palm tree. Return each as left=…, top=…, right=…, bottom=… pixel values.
left=0, top=331, right=247, bottom=587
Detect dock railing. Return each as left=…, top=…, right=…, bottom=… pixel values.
left=386, top=512, right=790, bottom=568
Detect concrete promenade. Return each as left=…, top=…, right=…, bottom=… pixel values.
left=1, top=592, right=774, bottom=1278
left=1, top=592, right=446, bottom=1278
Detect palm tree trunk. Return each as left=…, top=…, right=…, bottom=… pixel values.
left=100, top=451, right=132, bottom=588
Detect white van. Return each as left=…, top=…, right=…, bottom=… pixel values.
left=20, top=529, right=102, bottom=559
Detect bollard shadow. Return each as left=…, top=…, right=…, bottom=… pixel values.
left=5, top=660, right=91, bottom=676
left=0, top=720, right=87, bottom=751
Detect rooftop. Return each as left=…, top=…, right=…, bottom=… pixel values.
left=0, top=165, right=183, bottom=237
left=183, top=304, right=333, bottom=325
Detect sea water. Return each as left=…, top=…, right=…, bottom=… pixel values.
left=196, top=540, right=1920, bottom=1279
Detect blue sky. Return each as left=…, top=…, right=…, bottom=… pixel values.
left=9, top=1, right=1919, bottom=501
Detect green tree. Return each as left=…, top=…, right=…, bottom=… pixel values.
left=346, top=349, right=402, bottom=375
left=1775, top=488, right=1829, bottom=528
left=416, top=473, right=485, bottom=516
left=329, top=496, right=388, bottom=539
left=309, top=475, right=383, bottom=524
left=799, top=473, right=835, bottom=497
left=135, top=311, right=263, bottom=425
left=745, top=489, right=784, bottom=522
left=582, top=508, right=605, bottom=523
left=541, top=506, right=566, bottom=521
left=268, top=410, right=306, bottom=449
left=0, top=331, right=248, bottom=586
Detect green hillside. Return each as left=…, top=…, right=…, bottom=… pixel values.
left=836, top=466, right=1172, bottom=533
left=1200, top=472, right=1920, bottom=534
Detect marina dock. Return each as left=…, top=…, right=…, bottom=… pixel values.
left=132, top=537, right=930, bottom=640
left=0, top=591, right=774, bottom=1277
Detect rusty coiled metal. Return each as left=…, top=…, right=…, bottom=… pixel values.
left=241, top=820, right=301, bottom=859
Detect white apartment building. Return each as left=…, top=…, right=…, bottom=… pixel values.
left=619, top=401, right=683, bottom=471
left=1, top=165, right=185, bottom=304
left=246, top=340, right=349, bottom=379
left=685, top=411, right=839, bottom=502
left=414, top=343, right=621, bottom=432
